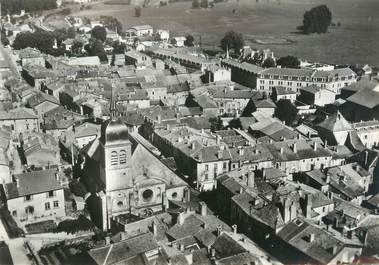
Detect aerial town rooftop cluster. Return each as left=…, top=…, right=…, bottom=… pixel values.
left=0, top=7, right=379, bottom=265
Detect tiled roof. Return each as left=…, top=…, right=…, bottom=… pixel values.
left=4, top=169, right=63, bottom=199
left=347, top=84, right=379, bottom=109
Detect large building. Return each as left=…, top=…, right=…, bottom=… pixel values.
left=80, top=110, right=189, bottom=231
left=257, top=67, right=357, bottom=95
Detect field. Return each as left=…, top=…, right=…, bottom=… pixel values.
left=71, top=0, right=379, bottom=66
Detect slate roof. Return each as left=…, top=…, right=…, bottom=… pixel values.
left=27, top=92, right=60, bottom=108
left=317, top=111, right=353, bottom=132
left=4, top=169, right=63, bottom=199
left=277, top=219, right=345, bottom=265
left=347, top=84, right=379, bottom=109
left=88, top=232, right=159, bottom=265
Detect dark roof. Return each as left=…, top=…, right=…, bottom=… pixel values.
left=0, top=241, right=13, bottom=265
left=88, top=232, right=159, bottom=265
left=4, top=169, right=63, bottom=199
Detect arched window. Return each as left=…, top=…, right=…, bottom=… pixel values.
left=119, top=150, right=127, bottom=164
left=110, top=151, right=118, bottom=166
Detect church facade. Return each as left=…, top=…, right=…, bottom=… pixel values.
left=80, top=117, right=189, bottom=231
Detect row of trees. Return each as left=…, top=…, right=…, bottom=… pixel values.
left=0, top=0, right=57, bottom=15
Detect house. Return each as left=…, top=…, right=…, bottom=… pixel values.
left=3, top=169, right=66, bottom=224
left=73, top=122, right=101, bottom=148
left=127, top=25, right=153, bottom=37
left=27, top=92, right=60, bottom=118
left=342, top=83, right=379, bottom=122
left=125, top=50, right=152, bottom=69
left=271, top=86, right=297, bottom=103
left=298, top=85, right=336, bottom=107
left=257, top=67, right=357, bottom=95
left=353, top=120, right=379, bottom=149
left=205, top=65, right=232, bottom=83
left=18, top=47, right=45, bottom=67
left=209, top=85, right=253, bottom=117
left=0, top=108, right=39, bottom=134
left=172, top=36, right=186, bottom=47
left=251, top=98, right=277, bottom=117
left=157, top=29, right=169, bottom=41
left=221, top=58, right=263, bottom=88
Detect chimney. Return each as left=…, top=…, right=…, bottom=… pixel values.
left=216, top=135, right=221, bottom=145
left=280, top=147, right=284, bottom=154
left=210, top=247, right=216, bottom=259
left=156, top=114, right=161, bottom=124
left=313, top=142, right=317, bottom=151
left=325, top=173, right=331, bottom=184
left=191, top=142, right=196, bottom=150
left=152, top=221, right=157, bottom=237
left=305, top=194, right=313, bottom=219
left=217, top=149, right=223, bottom=159
left=262, top=168, right=266, bottom=179
left=162, top=192, right=169, bottom=211
left=179, top=244, right=185, bottom=252
left=247, top=172, right=255, bottom=188
left=120, top=232, right=126, bottom=241
left=15, top=177, right=20, bottom=188
left=324, top=140, right=328, bottom=148
left=365, top=151, right=369, bottom=166
left=217, top=225, right=222, bottom=237
left=184, top=187, right=191, bottom=202
left=199, top=201, right=207, bottom=216
left=232, top=224, right=237, bottom=234
left=238, top=147, right=244, bottom=156
left=55, top=173, right=59, bottom=182
left=293, top=143, right=297, bottom=153
left=309, top=233, right=315, bottom=242
left=177, top=212, right=185, bottom=225
left=185, top=251, right=193, bottom=265
left=105, top=236, right=110, bottom=245
left=239, top=187, right=244, bottom=194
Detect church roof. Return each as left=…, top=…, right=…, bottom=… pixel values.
left=100, top=118, right=130, bottom=146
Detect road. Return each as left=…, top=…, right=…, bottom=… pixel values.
left=0, top=43, right=20, bottom=79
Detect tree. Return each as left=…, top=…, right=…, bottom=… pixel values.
left=135, top=6, right=142, bottom=17
left=274, top=99, right=298, bottom=125
left=91, top=26, right=107, bottom=42
left=229, top=118, right=242, bottom=129
left=184, top=34, right=195, bottom=47
left=1, top=29, right=9, bottom=46
left=277, top=55, right=300, bottom=68
left=85, top=39, right=108, bottom=62
left=220, top=31, right=244, bottom=54
left=71, top=40, right=83, bottom=55
left=262, top=57, right=276, bottom=68
left=56, top=215, right=94, bottom=234
left=100, top=16, right=122, bottom=33
left=209, top=117, right=223, bottom=132
left=302, top=5, right=332, bottom=34
left=112, top=41, right=126, bottom=54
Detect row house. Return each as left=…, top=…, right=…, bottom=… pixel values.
left=3, top=169, right=66, bottom=224
left=0, top=108, right=39, bottom=134
left=352, top=120, right=379, bottom=149
left=264, top=139, right=333, bottom=175
left=257, top=67, right=357, bottom=95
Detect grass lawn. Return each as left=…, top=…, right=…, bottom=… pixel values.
left=71, top=0, right=379, bottom=66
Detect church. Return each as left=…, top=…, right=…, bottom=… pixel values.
left=79, top=107, right=189, bottom=231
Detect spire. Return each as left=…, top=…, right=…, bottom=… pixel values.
left=110, top=82, right=117, bottom=120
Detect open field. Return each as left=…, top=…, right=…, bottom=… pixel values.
left=72, top=0, right=379, bottom=66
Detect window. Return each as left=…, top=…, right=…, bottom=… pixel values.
left=45, top=202, right=50, bottom=210
left=119, top=150, right=127, bottom=164
left=25, top=195, right=32, bottom=201
left=223, top=162, right=228, bottom=169
left=214, top=164, right=218, bottom=172
left=142, top=189, right=154, bottom=202
left=204, top=173, right=209, bottom=180
left=53, top=201, right=59, bottom=208
left=205, top=165, right=209, bottom=171
left=25, top=206, right=34, bottom=215
left=110, top=151, right=118, bottom=166
left=47, top=191, right=55, bottom=198
left=12, top=210, right=17, bottom=217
